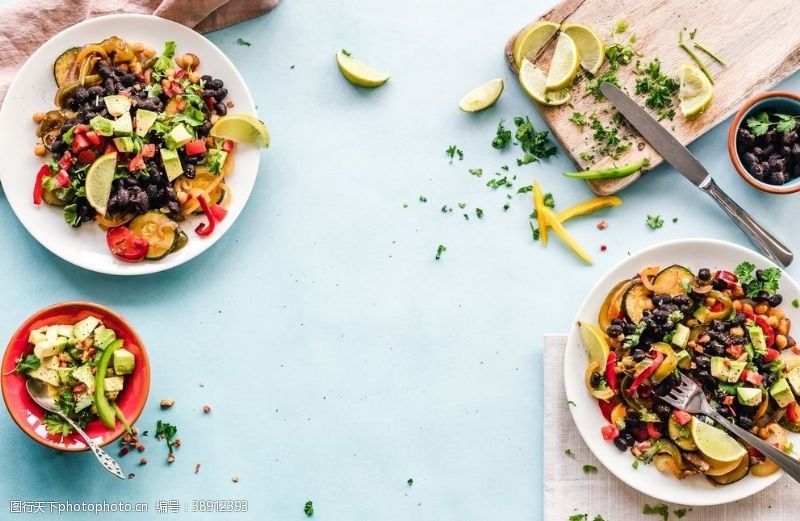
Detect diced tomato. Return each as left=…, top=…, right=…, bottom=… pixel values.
left=601, top=424, right=619, bottom=441
left=634, top=440, right=652, bottom=452
left=184, top=139, right=206, bottom=156
left=73, top=383, right=87, bottom=394
left=58, top=151, right=73, bottom=171
left=106, top=227, right=148, bottom=263
left=741, top=370, right=764, bottom=386
left=73, top=124, right=90, bottom=134
left=598, top=398, right=618, bottom=422
left=208, top=203, right=228, bottom=222
left=141, top=143, right=156, bottom=158
left=176, top=98, right=186, bottom=112
left=33, top=165, right=49, bottom=205
left=71, top=133, right=91, bottom=152
left=710, top=302, right=724, bottom=313
left=77, top=149, right=96, bottom=164
left=787, top=402, right=800, bottom=422
left=726, top=344, right=744, bottom=358
left=104, top=143, right=117, bottom=155
left=672, top=410, right=692, bottom=426
left=632, top=426, right=649, bottom=443
left=222, top=139, right=235, bottom=152
left=764, top=348, right=781, bottom=362
left=54, top=169, right=70, bottom=188
left=85, top=131, right=102, bottom=147
left=646, top=422, right=661, bottom=440
left=128, top=154, right=146, bottom=172
left=723, top=395, right=734, bottom=406
left=714, top=270, right=738, bottom=289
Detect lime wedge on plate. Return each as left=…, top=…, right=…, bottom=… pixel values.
left=210, top=114, right=270, bottom=147
left=85, top=152, right=117, bottom=216
left=679, top=63, right=713, bottom=119
left=562, top=23, right=605, bottom=75
left=519, top=59, right=570, bottom=106
left=690, top=416, right=747, bottom=463
left=545, top=32, right=580, bottom=91
left=578, top=322, right=610, bottom=368
left=336, top=51, right=389, bottom=88
left=458, top=78, right=504, bottom=112
left=513, top=20, right=560, bottom=69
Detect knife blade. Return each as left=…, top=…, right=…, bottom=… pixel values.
left=599, top=82, right=793, bottom=267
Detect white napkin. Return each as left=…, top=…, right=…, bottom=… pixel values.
left=543, top=334, right=800, bottom=521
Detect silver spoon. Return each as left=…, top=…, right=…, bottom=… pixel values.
left=26, top=379, right=126, bottom=479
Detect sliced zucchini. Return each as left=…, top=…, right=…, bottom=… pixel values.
left=598, top=280, right=633, bottom=332
left=128, top=212, right=178, bottom=260
left=42, top=189, right=73, bottom=207
left=622, top=283, right=653, bottom=324
left=53, top=47, right=80, bottom=87
left=172, top=230, right=189, bottom=253
left=708, top=454, right=750, bottom=485
left=668, top=417, right=697, bottom=451
left=652, top=265, right=694, bottom=296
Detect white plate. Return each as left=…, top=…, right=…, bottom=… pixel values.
left=0, top=14, right=260, bottom=275
left=565, top=238, right=800, bottom=506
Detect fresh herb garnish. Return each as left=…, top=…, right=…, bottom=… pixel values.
left=492, top=120, right=513, bottom=149
left=407, top=478, right=413, bottom=486
left=341, top=49, right=351, bottom=57
left=634, top=60, right=679, bottom=118
left=42, top=414, right=74, bottom=437
left=419, top=195, right=428, bottom=203
left=236, top=38, right=251, bottom=46
left=643, top=503, right=669, bottom=521
left=15, top=354, right=40, bottom=373
left=475, top=208, right=483, bottom=219
left=793, top=299, right=799, bottom=308
left=582, top=464, right=598, bottom=473
left=543, top=192, right=555, bottom=208
left=469, top=168, right=483, bottom=177
left=746, top=111, right=800, bottom=136
left=514, top=116, right=557, bottom=165
left=569, top=514, right=588, bottom=521
left=734, top=261, right=781, bottom=298
left=63, top=204, right=81, bottom=227
left=435, top=244, right=446, bottom=260
left=304, top=500, right=314, bottom=516
left=646, top=214, right=664, bottom=229
left=623, top=321, right=647, bottom=349
left=569, top=112, right=586, bottom=128
left=155, top=420, right=178, bottom=454
left=674, top=508, right=691, bottom=519
left=564, top=448, right=575, bottom=457
left=517, top=185, right=533, bottom=194
left=446, top=145, right=463, bottom=163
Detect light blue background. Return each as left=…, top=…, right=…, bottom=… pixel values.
left=1, top=0, right=799, bottom=519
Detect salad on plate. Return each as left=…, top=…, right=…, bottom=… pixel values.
left=581, top=261, right=800, bottom=485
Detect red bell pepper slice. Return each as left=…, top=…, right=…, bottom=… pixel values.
left=605, top=352, right=617, bottom=391
left=128, top=154, right=146, bottom=172
left=672, top=410, right=692, bottom=426
left=195, top=195, right=216, bottom=237
left=740, top=370, right=764, bottom=386
left=787, top=402, right=800, bottom=422
left=32, top=165, right=49, bottom=205
left=646, top=422, right=661, bottom=440
left=743, top=311, right=775, bottom=348
left=77, top=149, right=96, bottom=165
left=58, top=151, right=73, bottom=171
left=222, top=139, right=234, bottom=152
left=601, top=424, right=619, bottom=441
left=598, top=398, right=618, bottom=422
left=627, top=351, right=664, bottom=394
left=208, top=203, right=227, bottom=222
left=714, top=270, right=738, bottom=289
left=710, top=301, right=724, bottom=313
left=726, top=344, right=744, bottom=358
left=184, top=139, right=207, bottom=156
left=85, top=131, right=102, bottom=147
left=764, top=348, right=780, bottom=362
left=106, top=227, right=148, bottom=263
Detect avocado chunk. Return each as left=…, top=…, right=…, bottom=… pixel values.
left=671, top=323, right=690, bottom=348
left=33, top=336, right=68, bottom=359
left=787, top=367, right=800, bottom=396
left=710, top=356, right=747, bottom=383
left=71, top=363, right=95, bottom=395
left=112, top=112, right=133, bottom=136
left=74, top=393, right=94, bottom=412
left=27, top=362, right=61, bottom=387
left=693, top=305, right=710, bottom=322
left=112, top=348, right=135, bottom=375
left=737, top=387, right=763, bottom=406
left=206, top=148, right=228, bottom=175
left=675, top=349, right=691, bottom=369
left=135, top=109, right=158, bottom=137
left=73, top=316, right=101, bottom=341
left=748, top=325, right=767, bottom=355
left=93, top=326, right=117, bottom=350
left=90, top=115, right=115, bottom=136
left=165, top=123, right=193, bottom=149
left=771, top=378, right=796, bottom=408
left=104, top=375, right=125, bottom=400
left=56, top=367, right=75, bottom=385
left=113, top=136, right=135, bottom=153
left=161, top=148, right=184, bottom=181
left=103, top=95, right=131, bottom=117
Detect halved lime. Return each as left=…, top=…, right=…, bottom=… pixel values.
left=562, top=23, right=605, bottom=75
left=545, top=32, right=580, bottom=91
left=458, top=78, right=504, bottom=112
left=513, top=20, right=560, bottom=69
left=690, top=416, right=747, bottom=464
left=336, top=51, right=389, bottom=88
left=679, top=63, right=713, bottom=119
left=85, top=152, right=117, bottom=216
left=519, top=59, right=570, bottom=106
left=578, top=321, right=610, bottom=368
left=210, top=114, right=270, bottom=148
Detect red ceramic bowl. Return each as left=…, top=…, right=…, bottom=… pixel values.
left=1, top=302, right=149, bottom=451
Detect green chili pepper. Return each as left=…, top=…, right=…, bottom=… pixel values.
left=563, top=158, right=651, bottom=180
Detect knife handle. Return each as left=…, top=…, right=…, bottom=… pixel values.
left=702, top=179, right=793, bottom=267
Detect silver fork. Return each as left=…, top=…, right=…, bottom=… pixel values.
left=660, top=372, right=800, bottom=483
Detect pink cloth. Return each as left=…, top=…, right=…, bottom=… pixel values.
left=0, top=0, right=279, bottom=103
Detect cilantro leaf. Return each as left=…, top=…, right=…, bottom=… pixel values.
left=643, top=503, right=669, bottom=521
left=564, top=448, right=575, bottom=457
left=63, top=204, right=81, bottom=227
left=492, top=120, right=513, bottom=149
left=582, top=464, right=598, bottom=473
left=646, top=214, right=664, bottom=229
left=304, top=500, right=314, bottom=516
left=435, top=244, right=446, bottom=260
left=236, top=38, right=251, bottom=46
left=15, top=354, right=40, bottom=373
left=155, top=420, right=178, bottom=454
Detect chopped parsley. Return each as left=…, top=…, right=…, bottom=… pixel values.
left=643, top=503, right=669, bottom=521
left=435, top=244, right=446, bottom=260
left=793, top=299, right=799, bottom=308
left=236, top=38, right=251, bottom=46
left=582, top=465, right=598, bottom=473
left=15, top=354, right=40, bottom=373
left=566, top=399, right=577, bottom=407
left=492, top=120, right=513, bottom=149
left=564, top=448, right=575, bottom=457
left=543, top=192, right=555, bottom=208
left=646, top=214, right=664, bottom=229
left=746, top=111, right=800, bottom=136
left=42, top=415, right=74, bottom=437
left=588, top=115, right=632, bottom=160
left=469, top=168, right=483, bottom=177
left=502, top=202, right=510, bottom=211
left=419, top=195, right=428, bottom=203
left=486, top=176, right=510, bottom=189
left=514, top=116, right=557, bottom=165
left=304, top=500, right=314, bottom=516
left=155, top=420, right=178, bottom=454
left=517, top=185, right=533, bottom=194
left=151, top=41, right=177, bottom=81
left=529, top=222, right=540, bottom=241
left=475, top=208, right=483, bottom=219
left=569, top=112, right=586, bottom=128
left=569, top=514, right=588, bottom=521
left=674, top=508, right=691, bottom=519
left=341, top=49, right=351, bottom=57
left=407, top=478, right=413, bottom=486
left=734, top=261, right=781, bottom=298
left=446, top=145, right=463, bottom=163
left=634, top=59, right=679, bottom=119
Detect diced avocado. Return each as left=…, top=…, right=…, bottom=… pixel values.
left=749, top=325, right=767, bottom=355
left=743, top=343, right=755, bottom=361
left=55, top=325, right=74, bottom=337
left=103, top=95, right=131, bottom=117
left=74, top=393, right=93, bottom=412
left=112, top=348, right=135, bottom=375
left=90, top=115, right=115, bottom=137
left=671, top=323, right=690, bottom=348
left=737, top=387, right=763, bottom=406
left=206, top=148, right=228, bottom=175
left=693, top=305, right=710, bottom=322
left=787, top=366, right=800, bottom=396
left=26, top=365, right=60, bottom=387
left=165, top=123, right=193, bottom=149
left=113, top=136, right=135, bottom=153
left=42, top=355, right=59, bottom=370
left=770, top=378, right=796, bottom=408
left=112, top=112, right=133, bottom=136
left=710, top=356, right=747, bottom=383
left=71, top=364, right=95, bottom=395
left=675, top=349, right=692, bottom=369
left=27, top=327, right=48, bottom=345
left=135, top=109, right=158, bottom=137
left=161, top=148, right=184, bottom=181
left=33, top=336, right=67, bottom=359
left=104, top=376, right=125, bottom=400
left=93, top=326, right=117, bottom=350
left=73, top=316, right=101, bottom=341
left=56, top=367, right=75, bottom=385
left=45, top=326, right=58, bottom=343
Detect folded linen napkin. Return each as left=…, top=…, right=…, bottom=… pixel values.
left=543, top=334, right=800, bottom=521
left=0, top=0, right=279, bottom=104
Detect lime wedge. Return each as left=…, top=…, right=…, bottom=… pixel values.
left=562, top=23, right=605, bottom=75
left=210, top=114, right=270, bottom=147
left=458, top=78, right=504, bottom=112
left=578, top=321, right=610, bottom=368
left=679, top=63, right=713, bottom=119
left=513, top=20, right=560, bottom=69
left=690, top=416, right=747, bottom=464
left=336, top=51, right=389, bottom=88
left=84, top=153, right=117, bottom=216
left=545, top=32, right=580, bottom=91
left=519, top=59, right=570, bottom=106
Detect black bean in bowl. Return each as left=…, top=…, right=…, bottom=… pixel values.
left=736, top=110, right=800, bottom=186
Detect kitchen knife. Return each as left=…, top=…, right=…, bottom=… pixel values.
left=600, top=82, right=793, bottom=267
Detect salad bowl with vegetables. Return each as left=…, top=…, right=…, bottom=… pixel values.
left=565, top=239, right=800, bottom=505
left=0, top=14, right=266, bottom=275
left=1, top=302, right=149, bottom=451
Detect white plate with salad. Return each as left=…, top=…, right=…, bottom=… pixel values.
left=0, top=14, right=269, bottom=275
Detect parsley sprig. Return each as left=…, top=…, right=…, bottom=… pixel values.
left=155, top=420, right=178, bottom=454
left=746, top=111, right=800, bottom=137
left=734, top=261, right=781, bottom=298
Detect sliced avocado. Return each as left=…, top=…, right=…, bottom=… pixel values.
left=27, top=327, right=48, bottom=345
left=104, top=375, right=125, bottom=400
left=787, top=366, right=800, bottom=396
left=112, top=348, right=135, bottom=375
left=135, top=109, right=158, bottom=137
left=112, top=112, right=133, bottom=136
left=90, top=115, right=115, bottom=137
left=27, top=365, right=61, bottom=387
left=737, top=387, right=763, bottom=406
left=749, top=325, right=767, bottom=355
left=56, top=367, right=75, bottom=385
left=93, top=326, right=117, bottom=350
left=743, top=343, right=755, bottom=361
left=74, top=393, right=94, bottom=412
left=33, top=336, right=68, bottom=359
left=710, top=356, right=747, bottom=383
left=103, top=95, right=131, bottom=117
left=206, top=148, right=228, bottom=175
left=671, top=323, right=690, bottom=348
left=113, top=136, right=135, bottom=153
left=165, top=123, right=193, bottom=149
left=73, top=316, right=101, bottom=341
left=675, top=349, right=692, bottom=369
left=161, top=148, right=184, bottom=181
left=71, top=364, right=95, bottom=395
left=771, top=378, right=796, bottom=408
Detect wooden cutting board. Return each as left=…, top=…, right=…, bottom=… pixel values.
left=504, top=0, right=800, bottom=195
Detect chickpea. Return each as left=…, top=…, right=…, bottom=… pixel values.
left=732, top=299, right=743, bottom=311
left=174, top=55, right=186, bottom=68
left=177, top=191, right=188, bottom=204
left=32, top=112, right=45, bottom=124
left=142, top=47, right=156, bottom=58
left=705, top=297, right=716, bottom=307
left=743, top=303, right=754, bottom=315
left=730, top=326, right=744, bottom=337
left=210, top=114, right=220, bottom=125
left=164, top=68, right=175, bottom=79
left=130, top=62, right=143, bottom=75
left=161, top=78, right=171, bottom=90
left=778, top=318, right=790, bottom=335
left=768, top=308, right=785, bottom=320
left=33, top=144, right=46, bottom=157
left=755, top=303, right=769, bottom=315
left=188, top=72, right=200, bottom=84
left=768, top=315, right=779, bottom=328
left=183, top=53, right=199, bottom=69
left=776, top=334, right=788, bottom=349
left=131, top=42, right=144, bottom=53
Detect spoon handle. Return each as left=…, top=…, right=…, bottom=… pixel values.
left=60, top=413, right=126, bottom=479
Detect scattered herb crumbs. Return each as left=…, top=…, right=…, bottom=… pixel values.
left=569, top=514, right=588, bottom=521
left=632, top=459, right=640, bottom=469
left=441, top=205, right=452, bottom=213
left=579, top=151, right=595, bottom=163
left=634, top=59, right=679, bottom=119
left=613, top=20, right=628, bottom=34
left=564, top=449, right=575, bottom=457
left=463, top=213, right=469, bottom=221
left=486, top=177, right=510, bottom=189
left=566, top=399, right=576, bottom=407
left=672, top=217, right=678, bottom=223
left=236, top=38, right=251, bottom=46
left=582, top=465, right=598, bottom=473
left=475, top=208, right=484, bottom=219
left=643, top=503, right=669, bottom=521
left=407, top=478, right=413, bottom=486
left=457, top=202, right=466, bottom=209
left=155, top=420, right=178, bottom=455
left=341, top=49, right=351, bottom=56
left=514, top=116, right=557, bottom=165
left=435, top=244, right=446, bottom=260
left=492, top=120, right=513, bottom=149
left=674, top=508, right=691, bottom=518
left=689, top=28, right=697, bottom=39
left=290, top=65, right=295, bottom=69
left=543, top=192, right=555, bottom=208
left=304, top=500, right=314, bottom=516
left=746, top=111, right=800, bottom=136
left=502, top=202, right=510, bottom=211
left=517, top=185, right=533, bottom=194
left=586, top=70, right=620, bottom=100
left=501, top=165, right=509, bottom=171
left=793, top=299, right=799, bottom=308
left=15, top=354, right=40, bottom=373
left=530, top=223, right=540, bottom=241
left=446, top=145, right=464, bottom=163
left=403, top=202, right=408, bottom=208
left=646, top=214, right=664, bottom=229
left=419, top=195, right=427, bottom=203
left=469, top=168, right=483, bottom=177
left=569, top=112, right=586, bottom=128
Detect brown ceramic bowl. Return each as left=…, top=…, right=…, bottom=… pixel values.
left=728, top=91, right=800, bottom=194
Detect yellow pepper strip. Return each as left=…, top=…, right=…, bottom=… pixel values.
left=556, top=196, right=622, bottom=223
left=532, top=180, right=548, bottom=246
left=541, top=206, right=593, bottom=264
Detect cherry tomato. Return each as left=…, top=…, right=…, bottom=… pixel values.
left=672, top=410, right=692, bottom=426
left=106, top=226, right=148, bottom=263
left=646, top=422, right=661, bottom=440
left=601, top=424, right=619, bottom=441
left=77, top=149, right=96, bottom=164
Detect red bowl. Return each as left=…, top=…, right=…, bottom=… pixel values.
left=1, top=302, right=150, bottom=451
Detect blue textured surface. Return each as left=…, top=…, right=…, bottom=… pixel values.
left=0, top=1, right=799, bottom=519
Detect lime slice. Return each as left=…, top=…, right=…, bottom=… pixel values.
left=519, top=59, right=570, bottom=106
left=513, top=20, right=560, bottom=69
left=578, top=321, right=610, bottom=368
left=336, top=51, right=389, bottom=88
left=84, top=152, right=117, bottom=216
left=545, top=32, right=580, bottom=91
left=690, top=416, right=747, bottom=464
left=458, top=78, right=504, bottom=112
left=210, top=114, right=270, bottom=147
left=679, top=63, right=713, bottom=119
left=562, top=23, right=605, bottom=75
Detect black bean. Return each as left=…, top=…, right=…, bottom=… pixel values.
left=135, top=191, right=149, bottom=211
left=214, top=102, right=227, bottom=116
left=730, top=312, right=745, bottom=327
left=712, top=278, right=728, bottom=291
left=216, top=87, right=228, bottom=100
left=737, top=416, right=754, bottom=429
left=652, top=294, right=672, bottom=307
left=623, top=323, right=636, bottom=335
left=750, top=162, right=765, bottom=179
left=768, top=294, right=783, bottom=307
left=695, top=354, right=711, bottom=369
left=209, top=79, right=223, bottom=89
left=613, top=436, right=629, bottom=451
left=631, top=349, right=646, bottom=362
left=755, top=290, right=770, bottom=302
left=742, top=152, right=759, bottom=169
left=768, top=171, right=786, bottom=185
left=607, top=325, right=623, bottom=338
left=183, top=164, right=196, bottom=179
left=202, top=89, right=217, bottom=99
left=50, top=140, right=67, bottom=154
left=738, top=128, right=756, bottom=147
left=201, top=74, right=212, bottom=83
